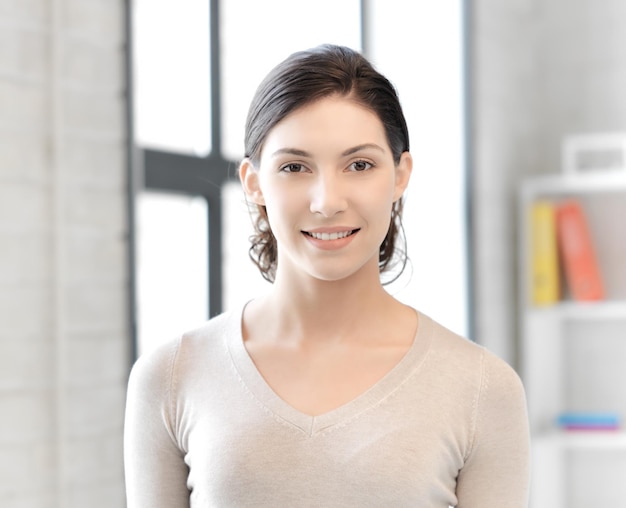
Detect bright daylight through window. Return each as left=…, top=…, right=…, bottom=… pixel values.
left=132, top=0, right=468, bottom=355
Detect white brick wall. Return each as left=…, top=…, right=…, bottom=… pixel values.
left=0, top=1, right=128, bottom=507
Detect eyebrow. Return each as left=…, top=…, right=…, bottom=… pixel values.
left=271, top=143, right=386, bottom=158
left=341, top=143, right=386, bottom=156
left=271, top=148, right=312, bottom=158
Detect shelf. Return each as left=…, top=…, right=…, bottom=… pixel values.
left=534, top=430, right=626, bottom=450
left=521, top=172, right=626, bottom=507
left=521, top=172, right=626, bottom=197
left=528, top=300, right=626, bottom=320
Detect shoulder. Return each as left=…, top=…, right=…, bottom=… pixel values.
left=419, top=314, right=483, bottom=373
left=480, top=347, right=525, bottom=400
left=127, top=336, right=181, bottom=401
left=475, top=347, right=527, bottom=426
left=419, top=313, right=529, bottom=446
left=419, top=313, right=525, bottom=401
left=127, top=307, right=242, bottom=396
left=423, top=317, right=528, bottom=436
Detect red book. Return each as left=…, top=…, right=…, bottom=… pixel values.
left=563, top=425, right=620, bottom=432
left=555, top=200, right=605, bottom=301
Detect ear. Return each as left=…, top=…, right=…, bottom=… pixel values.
left=239, top=158, right=265, bottom=206
left=392, top=151, right=413, bottom=202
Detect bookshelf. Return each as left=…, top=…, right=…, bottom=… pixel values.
left=519, top=172, right=626, bottom=508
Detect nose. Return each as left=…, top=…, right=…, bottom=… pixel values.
left=309, top=172, right=348, bottom=217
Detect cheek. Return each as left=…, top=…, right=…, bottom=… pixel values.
left=359, top=181, right=395, bottom=212
left=262, top=188, right=301, bottom=230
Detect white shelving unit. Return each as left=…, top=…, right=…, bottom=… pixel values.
left=519, top=172, right=626, bottom=508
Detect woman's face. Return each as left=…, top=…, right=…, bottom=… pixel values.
left=241, top=95, right=412, bottom=284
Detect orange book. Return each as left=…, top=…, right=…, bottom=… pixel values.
left=530, top=201, right=560, bottom=305
left=555, top=200, right=605, bottom=301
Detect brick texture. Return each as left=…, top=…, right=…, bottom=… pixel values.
left=0, top=1, right=128, bottom=507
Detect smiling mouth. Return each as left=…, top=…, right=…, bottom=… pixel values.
left=303, top=229, right=359, bottom=241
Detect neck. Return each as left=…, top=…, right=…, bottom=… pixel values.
left=251, top=262, right=401, bottom=346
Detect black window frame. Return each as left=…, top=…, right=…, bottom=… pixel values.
left=124, top=0, right=474, bottom=363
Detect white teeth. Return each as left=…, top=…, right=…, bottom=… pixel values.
left=308, top=230, right=352, bottom=241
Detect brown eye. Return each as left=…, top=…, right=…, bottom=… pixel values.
left=281, top=163, right=306, bottom=173
left=349, top=160, right=373, bottom=172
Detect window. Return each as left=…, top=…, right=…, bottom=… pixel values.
left=130, top=0, right=469, bottom=356
left=133, top=0, right=211, bottom=155
left=136, top=192, right=208, bottom=353
left=368, top=0, right=469, bottom=337
left=219, top=0, right=361, bottom=309
left=220, top=0, right=361, bottom=160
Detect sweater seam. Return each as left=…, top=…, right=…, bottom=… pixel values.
left=315, top=311, right=434, bottom=437
left=225, top=336, right=308, bottom=437
left=165, top=336, right=183, bottom=447
left=318, top=345, right=434, bottom=437
left=465, top=347, right=485, bottom=461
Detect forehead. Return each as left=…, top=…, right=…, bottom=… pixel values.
left=261, top=96, right=389, bottom=157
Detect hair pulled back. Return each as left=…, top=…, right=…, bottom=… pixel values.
left=243, top=44, right=410, bottom=283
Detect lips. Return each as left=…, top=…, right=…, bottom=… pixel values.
left=304, top=229, right=358, bottom=241
left=301, top=227, right=360, bottom=250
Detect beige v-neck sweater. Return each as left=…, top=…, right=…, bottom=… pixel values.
left=124, top=305, right=530, bottom=507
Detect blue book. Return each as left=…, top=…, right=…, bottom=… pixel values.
left=557, top=412, right=620, bottom=427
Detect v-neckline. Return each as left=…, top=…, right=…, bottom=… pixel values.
left=226, top=303, right=434, bottom=437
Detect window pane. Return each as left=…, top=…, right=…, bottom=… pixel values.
left=136, top=191, right=208, bottom=355
left=220, top=0, right=361, bottom=161
left=222, top=182, right=271, bottom=309
left=132, top=0, right=211, bottom=156
left=368, top=0, right=469, bottom=337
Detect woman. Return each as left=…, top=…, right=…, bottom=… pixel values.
left=124, top=44, right=530, bottom=507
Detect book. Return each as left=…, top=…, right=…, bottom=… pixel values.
left=555, top=200, right=605, bottom=301
left=530, top=201, right=560, bottom=305
left=557, top=412, right=620, bottom=431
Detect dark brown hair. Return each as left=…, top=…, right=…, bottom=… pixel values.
left=243, top=44, right=410, bottom=283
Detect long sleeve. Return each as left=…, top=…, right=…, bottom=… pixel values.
left=455, top=352, right=531, bottom=508
left=124, top=339, right=191, bottom=508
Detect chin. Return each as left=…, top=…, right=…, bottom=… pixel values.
left=277, top=249, right=381, bottom=284
left=303, top=260, right=375, bottom=284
